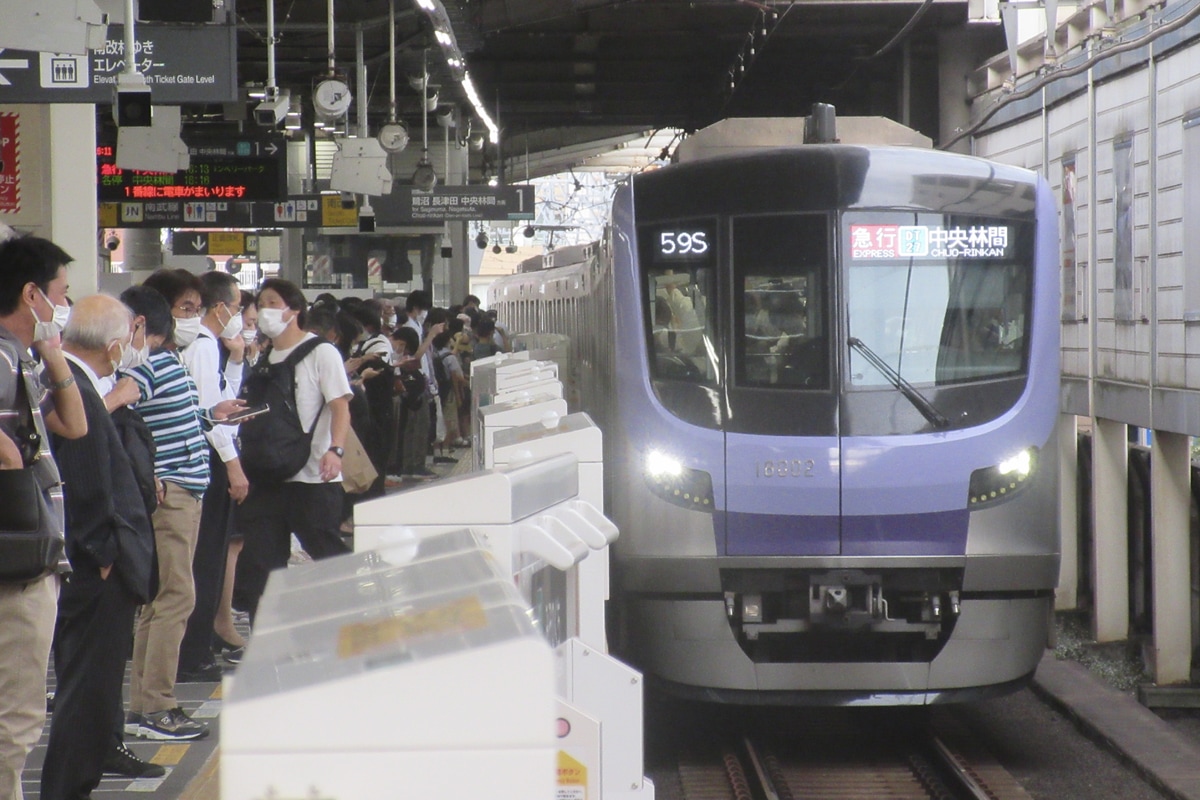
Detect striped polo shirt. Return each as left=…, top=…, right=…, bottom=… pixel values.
left=128, top=349, right=210, bottom=494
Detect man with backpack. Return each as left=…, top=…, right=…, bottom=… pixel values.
left=234, top=279, right=352, bottom=623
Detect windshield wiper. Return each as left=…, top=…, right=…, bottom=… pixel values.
left=848, top=337, right=950, bottom=429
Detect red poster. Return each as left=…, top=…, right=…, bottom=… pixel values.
left=0, top=113, right=19, bottom=214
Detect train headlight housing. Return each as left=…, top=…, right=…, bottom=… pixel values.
left=968, top=447, right=1038, bottom=508
left=644, top=450, right=714, bottom=512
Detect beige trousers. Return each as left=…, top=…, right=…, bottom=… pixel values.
left=130, top=481, right=202, bottom=715
left=0, top=573, right=58, bottom=800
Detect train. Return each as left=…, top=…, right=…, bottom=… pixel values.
left=488, top=117, right=1060, bottom=704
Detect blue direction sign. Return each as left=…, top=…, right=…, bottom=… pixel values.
left=0, top=24, right=236, bottom=104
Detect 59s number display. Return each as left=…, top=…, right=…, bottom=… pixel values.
left=659, top=231, right=709, bottom=258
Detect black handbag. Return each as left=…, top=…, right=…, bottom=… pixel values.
left=0, top=466, right=61, bottom=582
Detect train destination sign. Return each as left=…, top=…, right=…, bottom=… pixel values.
left=850, top=224, right=1011, bottom=260
left=97, top=138, right=286, bottom=203
left=0, top=25, right=237, bottom=104
left=378, top=186, right=536, bottom=223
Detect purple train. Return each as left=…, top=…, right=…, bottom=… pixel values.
left=490, top=133, right=1060, bottom=704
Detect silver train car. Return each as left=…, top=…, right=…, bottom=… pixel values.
left=489, top=138, right=1060, bottom=705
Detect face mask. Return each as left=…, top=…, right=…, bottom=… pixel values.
left=220, top=309, right=244, bottom=340
left=173, top=316, right=202, bottom=348
left=241, top=329, right=258, bottom=346
left=386, top=314, right=397, bottom=327
left=416, top=310, right=428, bottom=326
left=31, top=289, right=70, bottom=342
left=118, top=338, right=149, bottom=370
left=257, top=307, right=290, bottom=339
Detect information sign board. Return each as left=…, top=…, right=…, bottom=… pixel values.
left=0, top=24, right=237, bottom=104
left=375, top=186, right=536, bottom=224
left=97, top=137, right=286, bottom=203
left=99, top=195, right=360, bottom=229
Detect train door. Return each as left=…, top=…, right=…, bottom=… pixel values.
left=723, top=213, right=841, bottom=556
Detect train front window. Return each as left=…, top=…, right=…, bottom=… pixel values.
left=844, top=213, right=1033, bottom=388
left=733, top=214, right=831, bottom=389
left=640, top=221, right=719, bottom=384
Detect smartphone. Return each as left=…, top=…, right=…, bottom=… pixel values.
left=223, top=404, right=270, bottom=423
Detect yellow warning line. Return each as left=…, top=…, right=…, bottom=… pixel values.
left=209, top=683, right=223, bottom=700
left=178, top=747, right=221, bottom=800
left=150, top=743, right=189, bottom=766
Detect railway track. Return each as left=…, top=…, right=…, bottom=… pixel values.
left=664, top=708, right=1033, bottom=800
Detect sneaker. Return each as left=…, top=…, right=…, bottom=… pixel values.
left=124, top=712, right=142, bottom=737
left=432, top=455, right=458, bottom=464
left=45, top=692, right=54, bottom=713
left=214, top=636, right=245, bottom=665
left=177, top=660, right=224, bottom=683
left=134, top=707, right=209, bottom=741
left=103, top=741, right=166, bottom=778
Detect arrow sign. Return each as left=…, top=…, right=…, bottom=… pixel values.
left=263, top=142, right=278, bottom=156
left=171, top=232, right=210, bottom=255
left=0, top=50, right=31, bottom=87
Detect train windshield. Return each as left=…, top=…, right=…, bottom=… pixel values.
left=733, top=214, right=831, bottom=390
left=843, top=212, right=1034, bottom=388
left=640, top=220, right=720, bottom=384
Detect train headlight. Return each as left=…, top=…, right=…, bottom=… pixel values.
left=967, top=447, right=1038, bottom=508
left=644, top=450, right=714, bottom=511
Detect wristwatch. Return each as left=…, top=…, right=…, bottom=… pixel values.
left=327, top=446, right=345, bottom=458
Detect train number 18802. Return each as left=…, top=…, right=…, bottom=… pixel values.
left=755, top=459, right=815, bottom=478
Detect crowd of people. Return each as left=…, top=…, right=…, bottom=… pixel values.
left=0, top=229, right=508, bottom=800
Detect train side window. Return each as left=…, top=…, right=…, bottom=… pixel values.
left=732, top=214, right=831, bottom=389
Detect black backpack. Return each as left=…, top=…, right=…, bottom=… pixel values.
left=237, top=337, right=328, bottom=483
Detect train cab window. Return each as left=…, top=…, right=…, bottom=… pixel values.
left=640, top=221, right=719, bottom=384
left=733, top=214, right=831, bottom=389
left=844, top=212, right=1034, bottom=387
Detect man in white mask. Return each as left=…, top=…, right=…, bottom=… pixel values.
left=175, top=272, right=249, bottom=682
left=124, top=269, right=212, bottom=742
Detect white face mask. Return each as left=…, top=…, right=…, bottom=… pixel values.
left=241, top=329, right=257, bottom=346
left=173, top=316, right=203, bottom=348
left=257, top=307, right=291, bottom=339
left=220, top=309, right=244, bottom=340
left=118, top=338, right=149, bottom=371
left=31, top=289, right=70, bottom=342
left=416, top=310, right=428, bottom=326
left=385, top=314, right=397, bottom=327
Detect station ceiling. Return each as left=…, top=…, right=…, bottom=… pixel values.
left=230, top=0, right=1002, bottom=179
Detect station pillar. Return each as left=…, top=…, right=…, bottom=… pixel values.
left=1091, top=417, right=1129, bottom=642
left=1056, top=413, right=1078, bottom=610
left=1149, top=430, right=1191, bottom=684
left=0, top=104, right=98, bottom=295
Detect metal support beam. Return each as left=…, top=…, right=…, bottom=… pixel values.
left=1057, top=413, right=1078, bottom=610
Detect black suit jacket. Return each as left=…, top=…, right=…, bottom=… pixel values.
left=51, top=361, right=156, bottom=604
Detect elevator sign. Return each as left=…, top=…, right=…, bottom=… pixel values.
left=0, top=25, right=236, bottom=104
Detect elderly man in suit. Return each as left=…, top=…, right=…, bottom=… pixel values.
left=39, top=295, right=160, bottom=800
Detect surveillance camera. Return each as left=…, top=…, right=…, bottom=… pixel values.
left=358, top=205, right=376, bottom=233
left=254, top=89, right=290, bottom=127
left=104, top=233, right=120, bottom=251
left=475, top=232, right=488, bottom=249
left=114, top=83, right=152, bottom=128
left=505, top=244, right=518, bottom=254
left=492, top=244, right=502, bottom=254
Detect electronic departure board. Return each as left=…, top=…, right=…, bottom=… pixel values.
left=96, top=137, right=286, bottom=203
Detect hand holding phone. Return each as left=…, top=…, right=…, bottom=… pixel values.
left=222, top=403, right=270, bottom=424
